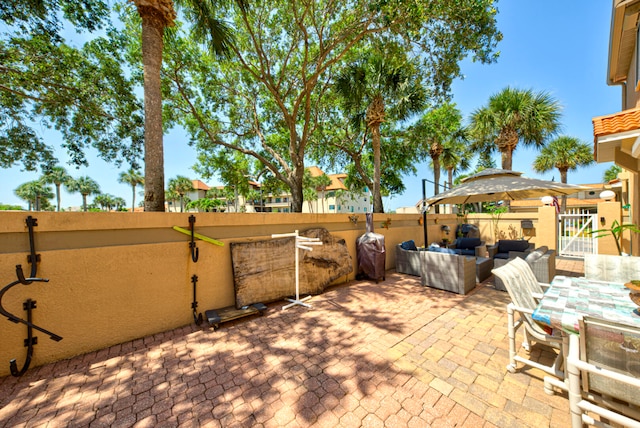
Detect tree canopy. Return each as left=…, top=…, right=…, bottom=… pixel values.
left=124, top=0, right=501, bottom=212
left=1, top=1, right=144, bottom=172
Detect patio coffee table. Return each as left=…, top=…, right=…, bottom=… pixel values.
left=475, top=257, right=493, bottom=282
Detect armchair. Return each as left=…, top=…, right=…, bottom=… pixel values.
left=447, top=237, right=486, bottom=257
left=487, top=239, right=533, bottom=260
left=395, top=240, right=422, bottom=277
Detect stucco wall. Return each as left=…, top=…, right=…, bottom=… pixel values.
left=0, top=212, right=424, bottom=377
left=1, top=209, right=565, bottom=377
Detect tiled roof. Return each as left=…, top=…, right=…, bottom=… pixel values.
left=592, top=108, right=640, bottom=157
left=327, top=173, right=348, bottom=191
left=191, top=180, right=210, bottom=191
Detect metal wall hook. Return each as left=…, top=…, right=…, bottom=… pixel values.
left=189, top=215, right=199, bottom=263
left=0, top=279, right=61, bottom=341
left=191, top=274, right=203, bottom=325
left=9, top=299, right=37, bottom=377
left=2, top=216, right=62, bottom=377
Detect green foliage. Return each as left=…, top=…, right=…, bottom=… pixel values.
left=470, top=87, right=562, bottom=171
left=487, top=204, right=508, bottom=242
left=167, top=175, right=193, bottom=213
left=0, top=203, right=25, bottom=210
left=67, top=176, right=100, bottom=211
left=603, top=165, right=622, bottom=183
left=120, top=0, right=500, bottom=212
left=590, top=220, right=640, bottom=256
left=1, top=2, right=144, bottom=172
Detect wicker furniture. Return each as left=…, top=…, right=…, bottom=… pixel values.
left=475, top=257, right=494, bottom=282
left=446, top=237, right=486, bottom=257
left=487, top=239, right=533, bottom=260
left=420, top=250, right=476, bottom=295
left=395, top=243, right=422, bottom=277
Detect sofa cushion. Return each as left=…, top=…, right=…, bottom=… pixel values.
left=454, top=237, right=482, bottom=250
left=497, top=240, right=530, bottom=253
left=400, top=240, right=418, bottom=251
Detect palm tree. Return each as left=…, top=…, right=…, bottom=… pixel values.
left=533, top=136, right=594, bottom=213
left=132, top=0, right=236, bottom=212
left=167, top=176, right=193, bottom=212
left=131, top=0, right=176, bottom=212
left=165, top=189, right=180, bottom=212
left=14, top=180, right=53, bottom=211
left=440, top=133, right=472, bottom=192
left=118, top=168, right=145, bottom=212
left=68, top=176, right=100, bottom=212
left=603, top=165, right=622, bottom=183
left=41, top=166, right=71, bottom=211
left=413, top=103, right=464, bottom=201
left=335, top=50, right=426, bottom=213
left=470, top=87, right=562, bottom=171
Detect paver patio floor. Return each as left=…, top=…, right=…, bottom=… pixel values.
left=0, top=258, right=584, bottom=427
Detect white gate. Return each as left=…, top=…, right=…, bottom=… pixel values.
left=558, top=209, right=598, bottom=258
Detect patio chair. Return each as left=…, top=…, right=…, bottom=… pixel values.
left=491, top=257, right=564, bottom=378
left=568, top=316, right=640, bottom=428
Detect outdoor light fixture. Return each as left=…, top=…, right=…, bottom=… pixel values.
left=541, top=196, right=553, bottom=205
left=599, top=190, right=615, bottom=201
left=600, top=216, right=606, bottom=225
left=441, top=225, right=451, bottom=235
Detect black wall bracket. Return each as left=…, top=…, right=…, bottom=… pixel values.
left=0, top=216, right=62, bottom=377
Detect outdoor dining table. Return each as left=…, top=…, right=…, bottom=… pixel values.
left=531, top=275, right=640, bottom=393
left=532, top=276, right=640, bottom=334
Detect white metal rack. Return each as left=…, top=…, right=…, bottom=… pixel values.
left=271, top=230, right=323, bottom=310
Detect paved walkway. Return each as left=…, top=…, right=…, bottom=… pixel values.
left=0, top=258, right=584, bottom=427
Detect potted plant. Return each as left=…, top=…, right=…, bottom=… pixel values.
left=590, top=220, right=640, bottom=256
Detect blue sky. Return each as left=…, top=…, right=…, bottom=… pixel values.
left=0, top=1, right=622, bottom=210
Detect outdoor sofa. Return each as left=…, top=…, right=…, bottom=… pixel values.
left=395, top=240, right=422, bottom=277
left=420, top=250, right=476, bottom=295
left=446, top=237, right=486, bottom=257
left=487, top=239, right=534, bottom=260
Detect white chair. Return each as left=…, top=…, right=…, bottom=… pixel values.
left=492, top=257, right=564, bottom=379
left=568, top=316, right=640, bottom=428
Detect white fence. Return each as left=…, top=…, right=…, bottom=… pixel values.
left=558, top=209, right=598, bottom=258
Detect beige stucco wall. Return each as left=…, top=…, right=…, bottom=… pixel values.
left=0, top=212, right=424, bottom=377
left=1, top=208, right=566, bottom=377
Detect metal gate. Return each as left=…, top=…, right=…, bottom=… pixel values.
left=558, top=209, right=598, bottom=258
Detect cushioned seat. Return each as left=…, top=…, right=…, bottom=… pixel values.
left=487, top=239, right=532, bottom=260
left=395, top=240, right=421, bottom=276
left=447, top=237, right=486, bottom=257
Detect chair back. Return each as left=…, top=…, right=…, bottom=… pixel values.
left=579, top=316, right=640, bottom=407
left=492, top=258, right=545, bottom=329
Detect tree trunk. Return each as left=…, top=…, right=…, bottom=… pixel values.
left=371, top=123, right=384, bottom=213
left=140, top=11, right=166, bottom=212
left=433, top=156, right=441, bottom=214
left=560, top=168, right=568, bottom=213
left=131, top=185, right=136, bottom=212
left=55, top=185, right=61, bottom=212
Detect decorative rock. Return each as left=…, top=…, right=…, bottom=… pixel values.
left=230, top=228, right=353, bottom=308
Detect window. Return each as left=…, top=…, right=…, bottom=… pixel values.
left=329, top=205, right=335, bottom=210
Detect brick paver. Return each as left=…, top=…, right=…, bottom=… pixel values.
left=0, top=258, right=584, bottom=427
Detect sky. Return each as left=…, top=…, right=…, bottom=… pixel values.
left=0, top=1, right=623, bottom=211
